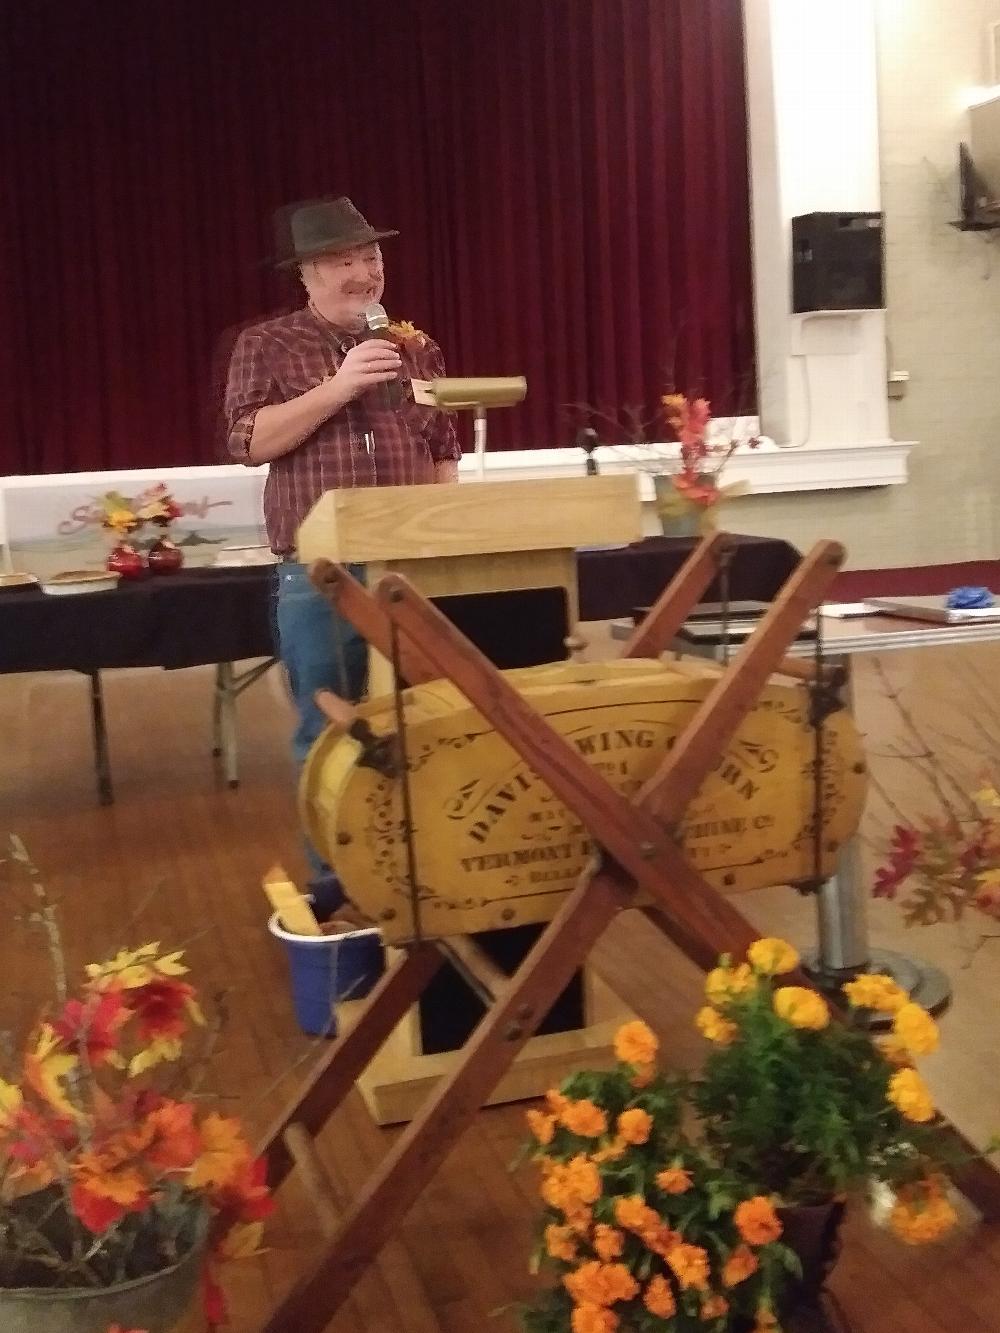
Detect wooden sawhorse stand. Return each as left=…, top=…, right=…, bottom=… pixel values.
left=257, top=534, right=1000, bottom=1333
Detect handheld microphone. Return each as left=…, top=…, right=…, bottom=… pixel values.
left=362, top=302, right=403, bottom=409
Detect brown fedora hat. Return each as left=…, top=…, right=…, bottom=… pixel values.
left=273, top=196, right=399, bottom=268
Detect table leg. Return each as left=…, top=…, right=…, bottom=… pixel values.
left=212, top=659, right=279, bottom=790
left=88, top=669, right=113, bottom=806
left=216, top=662, right=238, bottom=788
left=212, top=664, right=223, bottom=757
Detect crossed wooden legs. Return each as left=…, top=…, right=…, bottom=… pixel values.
left=259, top=538, right=1000, bottom=1333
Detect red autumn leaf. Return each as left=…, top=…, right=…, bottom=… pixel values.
left=202, top=1262, right=229, bottom=1328
left=54, top=991, right=128, bottom=1066
left=71, top=1182, right=135, bottom=1233
left=124, top=978, right=195, bottom=1043
left=211, top=1153, right=274, bottom=1225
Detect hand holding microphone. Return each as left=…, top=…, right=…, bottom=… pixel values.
left=361, top=302, right=404, bottom=409
left=330, top=338, right=401, bottom=405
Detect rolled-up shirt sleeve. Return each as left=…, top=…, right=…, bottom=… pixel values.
left=224, top=330, right=274, bottom=461
left=420, top=336, right=462, bottom=464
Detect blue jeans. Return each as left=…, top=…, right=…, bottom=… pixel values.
left=275, top=562, right=368, bottom=877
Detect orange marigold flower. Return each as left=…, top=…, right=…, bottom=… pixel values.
left=613, top=1195, right=661, bottom=1235
left=546, top=1089, right=570, bottom=1115
left=772, top=986, right=830, bottom=1031
left=593, top=1223, right=625, bottom=1261
left=722, top=1244, right=759, bottom=1286
left=705, top=962, right=755, bottom=1005
left=545, top=1223, right=578, bottom=1263
left=695, top=1006, right=737, bottom=1045
left=887, top=1068, right=935, bottom=1123
left=892, top=1002, right=939, bottom=1057
left=526, top=1108, right=556, bottom=1145
left=734, top=1196, right=783, bottom=1246
left=564, top=1260, right=638, bottom=1307
left=747, top=937, right=799, bottom=975
left=613, top=1021, right=658, bottom=1067
left=561, top=1099, right=609, bottom=1138
left=754, top=1307, right=780, bottom=1331
left=890, top=1193, right=958, bottom=1245
left=541, top=1156, right=602, bottom=1214
left=643, top=1273, right=677, bottom=1318
left=701, top=1293, right=729, bottom=1320
left=616, top=1108, right=652, bottom=1145
left=644, top=1223, right=682, bottom=1259
left=655, top=1165, right=693, bottom=1194
left=667, top=1242, right=711, bottom=1291
left=571, top=1304, right=619, bottom=1333
left=591, top=1137, right=628, bottom=1164
left=630, top=1062, right=656, bottom=1089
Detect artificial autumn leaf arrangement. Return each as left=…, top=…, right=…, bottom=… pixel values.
left=0, top=838, right=271, bottom=1328
left=519, top=937, right=995, bottom=1333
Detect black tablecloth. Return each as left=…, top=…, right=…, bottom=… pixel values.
left=0, top=570, right=275, bottom=674
left=576, top=534, right=800, bottom=621
left=0, top=535, right=800, bottom=676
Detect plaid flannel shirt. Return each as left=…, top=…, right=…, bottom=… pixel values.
left=224, top=305, right=461, bottom=554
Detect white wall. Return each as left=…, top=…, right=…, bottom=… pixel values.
left=735, top=0, right=1000, bottom=569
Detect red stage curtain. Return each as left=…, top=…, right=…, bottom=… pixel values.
left=0, top=0, right=753, bottom=474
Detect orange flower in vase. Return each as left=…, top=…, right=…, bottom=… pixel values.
left=655, top=393, right=758, bottom=537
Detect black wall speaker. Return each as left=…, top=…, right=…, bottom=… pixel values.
left=791, top=212, right=884, bottom=313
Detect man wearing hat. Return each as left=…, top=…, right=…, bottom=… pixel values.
left=224, top=197, right=460, bottom=875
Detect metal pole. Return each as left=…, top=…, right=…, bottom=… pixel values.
left=474, top=406, right=487, bottom=480
left=88, top=669, right=113, bottom=806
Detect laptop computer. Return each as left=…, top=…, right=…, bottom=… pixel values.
left=865, top=594, right=1000, bottom=624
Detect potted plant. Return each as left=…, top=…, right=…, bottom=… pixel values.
left=518, top=936, right=994, bottom=1333
left=0, top=840, right=271, bottom=1332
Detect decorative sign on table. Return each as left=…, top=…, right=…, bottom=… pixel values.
left=0, top=469, right=267, bottom=578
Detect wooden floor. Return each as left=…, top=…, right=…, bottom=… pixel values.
left=3, top=635, right=1000, bottom=1331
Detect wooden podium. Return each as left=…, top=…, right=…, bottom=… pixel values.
left=296, top=475, right=644, bottom=1122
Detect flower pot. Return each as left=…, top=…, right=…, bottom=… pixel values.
left=268, top=910, right=384, bottom=1037
left=652, top=473, right=717, bottom=538
left=0, top=1199, right=208, bottom=1333
left=147, top=536, right=184, bottom=574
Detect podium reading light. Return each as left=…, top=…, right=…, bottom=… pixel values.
left=426, top=376, right=527, bottom=479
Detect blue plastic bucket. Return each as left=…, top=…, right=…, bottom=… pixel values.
left=268, top=912, right=384, bottom=1037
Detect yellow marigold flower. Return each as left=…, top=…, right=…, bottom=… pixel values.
left=564, top=1260, right=639, bottom=1307
left=561, top=1099, right=609, bottom=1138
left=887, top=1068, right=935, bottom=1123
left=630, top=1062, right=655, bottom=1089
left=705, top=961, right=756, bottom=1005
left=701, top=1293, right=729, bottom=1320
left=876, top=1035, right=914, bottom=1068
left=655, top=1165, right=693, bottom=1195
left=722, top=1244, right=759, bottom=1286
left=667, top=1242, right=711, bottom=1291
left=892, top=1002, right=939, bottom=1056
left=616, top=1108, right=652, bottom=1145
left=695, top=1006, right=738, bottom=1045
left=526, top=1108, right=556, bottom=1145
left=613, top=1195, right=661, bottom=1235
left=643, top=1274, right=676, bottom=1318
left=842, top=973, right=908, bottom=1014
left=593, top=1224, right=625, bottom=1261
left=748, top=937, right=800, bottom=975
left=545, top=1223, right=578, bottom=1263
left=571, top=1304, right=619, bottom=1333
left=614, top=1020, right=658, bottom=1067
left=773, top=986, right=830, bottom=1031
left=889, top=1192, right=958, bottom=1245
left=734, top=1196, right=783, bottom=1246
